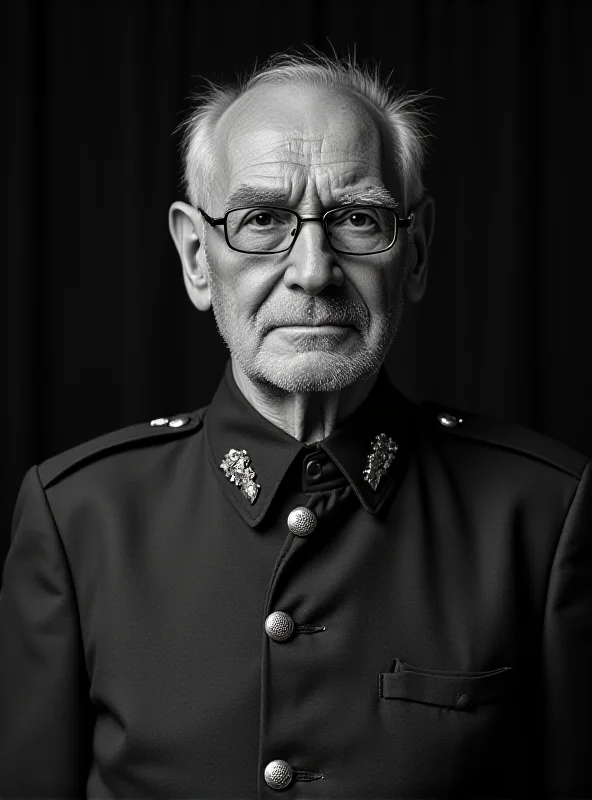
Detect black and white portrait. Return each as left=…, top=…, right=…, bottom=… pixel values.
left=2, top=2, right=591, bottom=798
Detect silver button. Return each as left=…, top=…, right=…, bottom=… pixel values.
left=264, top=759, right=293, bottom=790
left=287, top=506, right=317, bottom=536
left=150, top=417, right=169, bottom=427
left=168, top=416, right=190, bottom=428
left=437, top=412, right=463, bottom=428
left=265, top=611, right=295, bottom=642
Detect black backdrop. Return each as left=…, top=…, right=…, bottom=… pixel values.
left=3, top=0, right=591, bottom=566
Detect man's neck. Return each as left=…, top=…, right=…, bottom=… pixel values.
left=231, top=359, right=379, bottom=444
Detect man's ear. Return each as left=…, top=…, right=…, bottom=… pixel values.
left=168, top=201, right=212, bottom=311
left=405, top=194, right=435, bottom=304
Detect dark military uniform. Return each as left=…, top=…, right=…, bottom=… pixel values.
left=1, top=362, right=591, bottom=799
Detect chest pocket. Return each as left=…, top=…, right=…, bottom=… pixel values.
left=379, top=657, right=514, bottom=711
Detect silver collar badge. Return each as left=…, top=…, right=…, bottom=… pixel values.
left=220, top=449, right=261, bottom=505
left=362, top=433, right=399, bottom=490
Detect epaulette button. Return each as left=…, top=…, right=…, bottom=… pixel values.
left=168, top=416, right=190, bottom=428
left=150, top=417, right=169, bottom=427
left=438, top=412, right=463, bottom=428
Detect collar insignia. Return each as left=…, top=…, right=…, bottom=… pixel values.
left=362, top=433, right=399, bottom=491
left=220, top=448, right=261, bottom=505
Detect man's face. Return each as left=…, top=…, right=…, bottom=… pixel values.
left=202, top=83, right=416, bottom=394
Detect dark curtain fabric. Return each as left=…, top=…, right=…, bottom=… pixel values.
left=3, top=0, right=591, bottom=567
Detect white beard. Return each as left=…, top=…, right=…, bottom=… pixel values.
left=203, top=230, right=410, bottom=394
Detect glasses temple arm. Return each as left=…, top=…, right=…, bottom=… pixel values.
left=197, top=208, right=225, bottom=226
left=398, top=211, right=415, bottom=229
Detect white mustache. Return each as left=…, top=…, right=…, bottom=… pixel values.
left=257, top=297, right=369, bottom=333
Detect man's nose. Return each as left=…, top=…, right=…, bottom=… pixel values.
left=283, top=219, right=343, bottom=295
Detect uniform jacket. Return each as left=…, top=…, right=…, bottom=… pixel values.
left=1, top=362, right=591, bottom=799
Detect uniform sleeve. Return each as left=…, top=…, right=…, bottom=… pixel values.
left=542, top=458, right=592, bottom=797
left=0, top=466, right=95, bottom=798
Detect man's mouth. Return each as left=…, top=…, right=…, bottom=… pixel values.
left=268, top=321, right=355, bottom=331
left=276, top=323, right=351, bottom=329
left=267, top=323, right=356, bottom=339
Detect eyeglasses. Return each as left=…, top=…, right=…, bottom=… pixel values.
left=197, top=205, right=414, bottom=255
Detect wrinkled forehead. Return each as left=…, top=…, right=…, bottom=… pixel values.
left=210, top=83, right=401, bottom=208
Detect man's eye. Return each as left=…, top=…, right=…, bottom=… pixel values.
left=245, top=211, right=276, bottom=226
left=346, top=212, right=373, bottom=227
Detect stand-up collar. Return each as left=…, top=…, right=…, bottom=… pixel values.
left=204, top=361, right=417, bottom=527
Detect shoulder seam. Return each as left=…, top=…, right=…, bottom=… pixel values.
left=446, top=429, right=586, bottom=479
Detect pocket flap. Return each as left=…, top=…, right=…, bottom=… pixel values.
left=379, top=661, right=514, bottom=710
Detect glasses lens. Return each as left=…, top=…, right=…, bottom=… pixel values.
left=226, top=207, right=298, bottom=253
left=325, top=206, right=397, bottom=254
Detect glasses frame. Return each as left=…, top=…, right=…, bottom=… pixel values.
left=197, top=205, right=414, bottom=256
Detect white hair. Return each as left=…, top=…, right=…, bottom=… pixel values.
left=179, top=50, right=433, bottom=211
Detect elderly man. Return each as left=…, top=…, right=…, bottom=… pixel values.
left=1, top=53, right=591, bottom=800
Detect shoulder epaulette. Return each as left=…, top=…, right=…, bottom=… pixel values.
left=38, top=406, right=208, bottom=489
left=419, top=400, right=588, bottom=480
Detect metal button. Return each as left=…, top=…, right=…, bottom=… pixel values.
left=150, top=417, right=169, bottom=427
left=287, top=506, right=317, bottom=537
left=456, top=693, right=473, bottom=710
left=264, top=759, right=293, bottom=790
left=437, top=412, right=463, bottom=428
left=168, top=416, right=190, bottom=428
left=265, top=611, right=295, bottom=642
left=305, top=459, right=322, bottom=480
